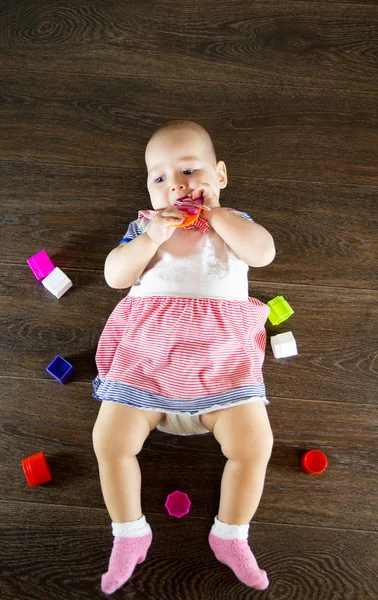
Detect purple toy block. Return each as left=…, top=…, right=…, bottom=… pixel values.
left=165, top=490, right=191, bottom=518
left=27, top=249, right=55, bottom=280
left=46, top=355, right=74, bottom=384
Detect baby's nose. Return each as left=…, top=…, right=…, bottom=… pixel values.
left=171, top=182, right=185, bottom=191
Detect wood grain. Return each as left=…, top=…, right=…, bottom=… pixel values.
left=1, top=71, right=378, bottom=185
left=1, top=162, right=377, bottom=288
left=1, top=378, right=377, bottom=532
left=1, top=502, right=378, bottom=600
left=1, top=1, right=378, bottom=87
left=1, top=1, right=377, bottom=598
left=1, top=266, right=377, bottom=402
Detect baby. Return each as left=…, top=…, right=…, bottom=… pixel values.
left=92, top=120, right=276, bottom=594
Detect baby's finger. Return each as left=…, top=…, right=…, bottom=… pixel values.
left=190, top=183, right=214, bottom=201
left=188, top=188, right=202, bottom=199
left=159, top=209, right=185, bottom=224
left=164, top=216, right=184, bottom=227
left=161, top=206, right=184, bottom=218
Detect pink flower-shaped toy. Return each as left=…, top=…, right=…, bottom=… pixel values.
left=165, top=490, right=191, bottom=518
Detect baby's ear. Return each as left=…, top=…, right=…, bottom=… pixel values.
left=216, top=161, right=228, bottom=189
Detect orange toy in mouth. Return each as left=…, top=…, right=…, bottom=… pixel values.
left=174, top=196, right=203, bottom=228
left=175, top=211, right=200, bottom=228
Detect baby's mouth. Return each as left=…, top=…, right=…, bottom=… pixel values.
left=174, top=196, right=207, bottom=215
left=176, top=194, right=204, bottom=204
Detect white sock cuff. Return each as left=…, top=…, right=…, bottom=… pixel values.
left=211, top=515, right=250, bottom=540
left=112, top=515, right=152, bottom=538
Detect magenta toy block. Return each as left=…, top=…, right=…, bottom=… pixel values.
left=165, top=490, right=191, bottom=518
left=27, top=250, right=55, bottom=280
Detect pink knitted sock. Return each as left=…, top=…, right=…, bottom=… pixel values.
left=101, top=517, right=152, bottom=595
left=209, top=517, right=269, bottom=590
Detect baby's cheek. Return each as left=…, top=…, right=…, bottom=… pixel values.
left=151, top=199, right=166, bottom=211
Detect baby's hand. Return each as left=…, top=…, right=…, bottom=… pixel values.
left=188, top=183, right=221, bottom=217
left=146, top=206, right=185, bottom=246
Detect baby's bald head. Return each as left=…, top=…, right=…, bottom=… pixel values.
left=145, top=120, right=217, bottom=167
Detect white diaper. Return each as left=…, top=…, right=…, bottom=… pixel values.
left=155, top=397, right=269, bottom=436
left=156, top=412, right=210, bottom=436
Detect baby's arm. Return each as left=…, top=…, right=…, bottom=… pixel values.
left=104, top=233, right=159, bottom=289
left=207, top=208, right=276, bottom=267
left=104, top=206, right=184, bottom=289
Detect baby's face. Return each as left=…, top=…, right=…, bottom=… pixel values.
left=145, top=128, right=227, bottom=210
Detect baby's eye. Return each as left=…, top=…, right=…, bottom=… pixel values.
left=155, top=170, right=195, bottom=183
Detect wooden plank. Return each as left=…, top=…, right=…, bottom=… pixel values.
left=1, top=1, right=378, bottom=87
left=1, top=162, right=377, bottom=288
left=1, top=378, right=377, bottom=532
left=1, top=1, right=377, bottom=598
left=1, top=501, right=377, bottom=600
left=260, top=283, right=378, bottom=403
left=1, top=70, right=378, bottom=183
left=1, top=267, right=376, bottom=402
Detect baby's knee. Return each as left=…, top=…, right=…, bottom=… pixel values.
left=92, top=419, right=146, bottom=461
left=222, top=428, right=274, bottom=464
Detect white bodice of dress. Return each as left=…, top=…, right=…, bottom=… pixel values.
left=128, top=226, right=249, bottom=300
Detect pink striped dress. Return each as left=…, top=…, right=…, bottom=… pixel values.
left=92, top=208, right=270, bottom=417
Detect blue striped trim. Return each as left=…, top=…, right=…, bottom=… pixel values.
left=236, top=211, right=254, bottom=222
left=119, top=221, right=142, bottom=244
left=92, top=376, right=266, bottom=414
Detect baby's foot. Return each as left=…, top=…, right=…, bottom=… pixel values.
left=101, top=533, right=152, bottom=594
left=209, top=532, right=269, bottom=590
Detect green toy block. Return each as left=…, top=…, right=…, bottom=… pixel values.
left=267, top=296, right=294, bottom=325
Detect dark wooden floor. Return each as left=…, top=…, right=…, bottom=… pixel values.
left=1, top=1, right=378, bottom=599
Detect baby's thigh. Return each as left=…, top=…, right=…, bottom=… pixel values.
left=92, top=401, right=163, bottom=460
left=201, top=401, right=273, bottom=461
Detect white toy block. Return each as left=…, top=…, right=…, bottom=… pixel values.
left=270, top=331, right=298, bottom=359
left=42, top=267, right=72, bottom=299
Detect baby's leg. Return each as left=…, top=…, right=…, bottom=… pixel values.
left=200, top=400, right=273, bottom=524
left=92, top=402, right=163, bottom=522
left=200, top=401, right=273, bottom=590
left=92, top=402, right=163, bottom=594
